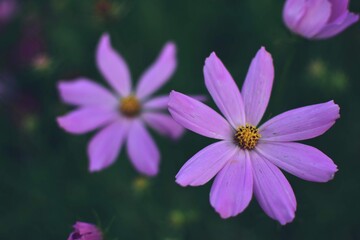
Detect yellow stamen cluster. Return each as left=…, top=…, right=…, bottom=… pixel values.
left=235, top=124, right=261, bottom=150
left=120, top=96, right=141, bottom=117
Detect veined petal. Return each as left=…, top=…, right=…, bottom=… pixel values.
left=127, top=120, right=160, bottom=176
left=283, top=0, right=307, bottom=31
left=295, top=0, right=331, bottom=38
left=57, top=107, right=118, bottom=134
left=204, top=52, right=246, bottom=128
left=315, top=12, right=359, bottom=39
left=328, top=0, right=349, bottom=21
left=260, top=101, right=340, bottom=142
left=251, top=151, right=296, bottom=225
left=168, top=91, right=233, bottom=140
left=241, top=47, right=274, bottom=126
left=96, top=33, right=132, bottom=96
left=57, top=78, right=118, bottom=108
left=257, top=142, right=338, bottom=182
left=88, top=120, right=128, bottom=172
left=143, top=112, right=184, bottom=140
left=143, top=94, right=206, bottom=111
left=176, top=141, right=237, bottom=187
left=136, top=42, right=176, bottom=100
left=210, top=149, right=253, bottom=218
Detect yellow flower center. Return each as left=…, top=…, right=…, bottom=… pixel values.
left=234, top=124, right=261, bottom=150
left=120, top=96, right=141, bottom=117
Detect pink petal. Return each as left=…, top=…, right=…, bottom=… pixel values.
left=328, top=0, right=349, bottom=21
left=57, top=78, right=118, bottom=108
left=314, top=12, right=359, bottom=39
left=257, top=142, right=338, bottom=182
left=168, top=91, right=234, bottom=140
left=127, top=120, right=160, bottom=176
left=251, top=151, right=296, bottom=225
left=57, top=107, right=118, bottom=134
left=203, top=52, right=246, bottom=128
left=143, top=112, right=184, bottom=140
left=283, top=0, right=307, bottom=31
left=96, top=33, right=132, bottom=96
left=88, top=120, right=128, bottom=172
left=136, top=42, right=176, bottom=100
left=295, top=0, right=332, bottom=38
left=259, top=101, right=340, bottom=142
left=143, top=94, right=206, bottom=111
left=210, top=149, right=253, bottom=218
left=241, top=47, right=274, bottom=126
left=176, top=141, right=237, bottom=187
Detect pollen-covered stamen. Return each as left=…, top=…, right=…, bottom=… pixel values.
left=120, top=96, right=141, bottom=117
left=235, top=124, right=261, bottom=150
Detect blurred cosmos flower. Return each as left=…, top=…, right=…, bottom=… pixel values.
left=67, top=222, right=103, bottom=240
left=168, top=47, right=339, bottom=224
left=283, top=0, right=359, bottom=39
left=0, top=0, right=17, bottom=26
left=58, top=33, right=193, bottom=176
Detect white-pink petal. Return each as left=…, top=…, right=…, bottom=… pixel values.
left=260, top=101, right=340, bottom=142
left=57, top=107, right=118, bottom=134
left=256, top=142, right=337, bottom=182
left=251, top=151, right=296, bottom=225
left=96, top=33, right=132, bottom=96
left=136, top=42, right=176, bottom=100
left=88, top=120, right=128, bottom=172
left=203, top=52, right=246, bottom=128
left=143, top=112, right=184, bottom=140
left=176, top=141, right=237, bottom=187
left=210, top=149, right=253, bottom=218
left=241, top=47, right=274, bottom=126
left=127, top=120, right=160, bottom=176
left=57, top=78, right=118, bottom=108
left=168, top=91, right=234, bottom=140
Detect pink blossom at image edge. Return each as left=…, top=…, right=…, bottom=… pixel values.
left=67, top=222, right=103, bottom=240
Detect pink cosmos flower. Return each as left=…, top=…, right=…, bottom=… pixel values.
left=57, top=33, right=185, bottom=176
left=67, top=222, right=103, bottom=240
left=283, top=0, right=359, bottom=39
left=168, top=47, right=339, bottom=224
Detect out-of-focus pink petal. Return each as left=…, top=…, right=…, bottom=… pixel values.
left=168, top=91, right=234, bottom=140
left=57, top=78, right=118, bottom=108
left=315, top=12, right=359, bottom=39
left=68, top=221, right=103, bottom=240
left=136, top=42, right=176, bottom=100
left=127, top=120, right=160, bottom=176
left=328, top=0, right=349, bottom=21
left=210, top=149, right=253, bottom=218
left=241, top=47, right=274, bottom=126
left=176, top=141, right=237, bottom=187
left=57, top=107, right=118, bottom=134
left=88, top=120, right=128, bottom=172
left=295, top=0, right=331, bottom=38
left=96, top=33, right=132, bottom=96
left=283, top=0, right=307, bottom=31
left=260, top=101, right=339, bottom=142
left=143, top=94, right=206, bottom=111
left=143, top=112, right=184, bottom=140
left=257, top=142, right=338, bottom=182
left=251, top=151, right=296, bottom=225
left=204, top=52, right=246, bottom=128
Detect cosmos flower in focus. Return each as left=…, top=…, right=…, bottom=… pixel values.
left=168, top=47, right=339, bottom=224
left=57, top=33, right=193, bottom=176
left=67, top=222, right=102, bottom=240
left=283, top=0, right=359, bottom=39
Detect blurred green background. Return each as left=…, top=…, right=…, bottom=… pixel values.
left=0, top=0, right=360, bottom=239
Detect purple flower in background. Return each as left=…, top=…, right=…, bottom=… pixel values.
left=283, top=0, right=359, bottom=39
left=57, top=33, right=185, bottom=176
left=67, top=222, right=102, bottom=240
left=168, top=47, right=339, bottom=224
left=0, top=0, right=17, bottom=25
